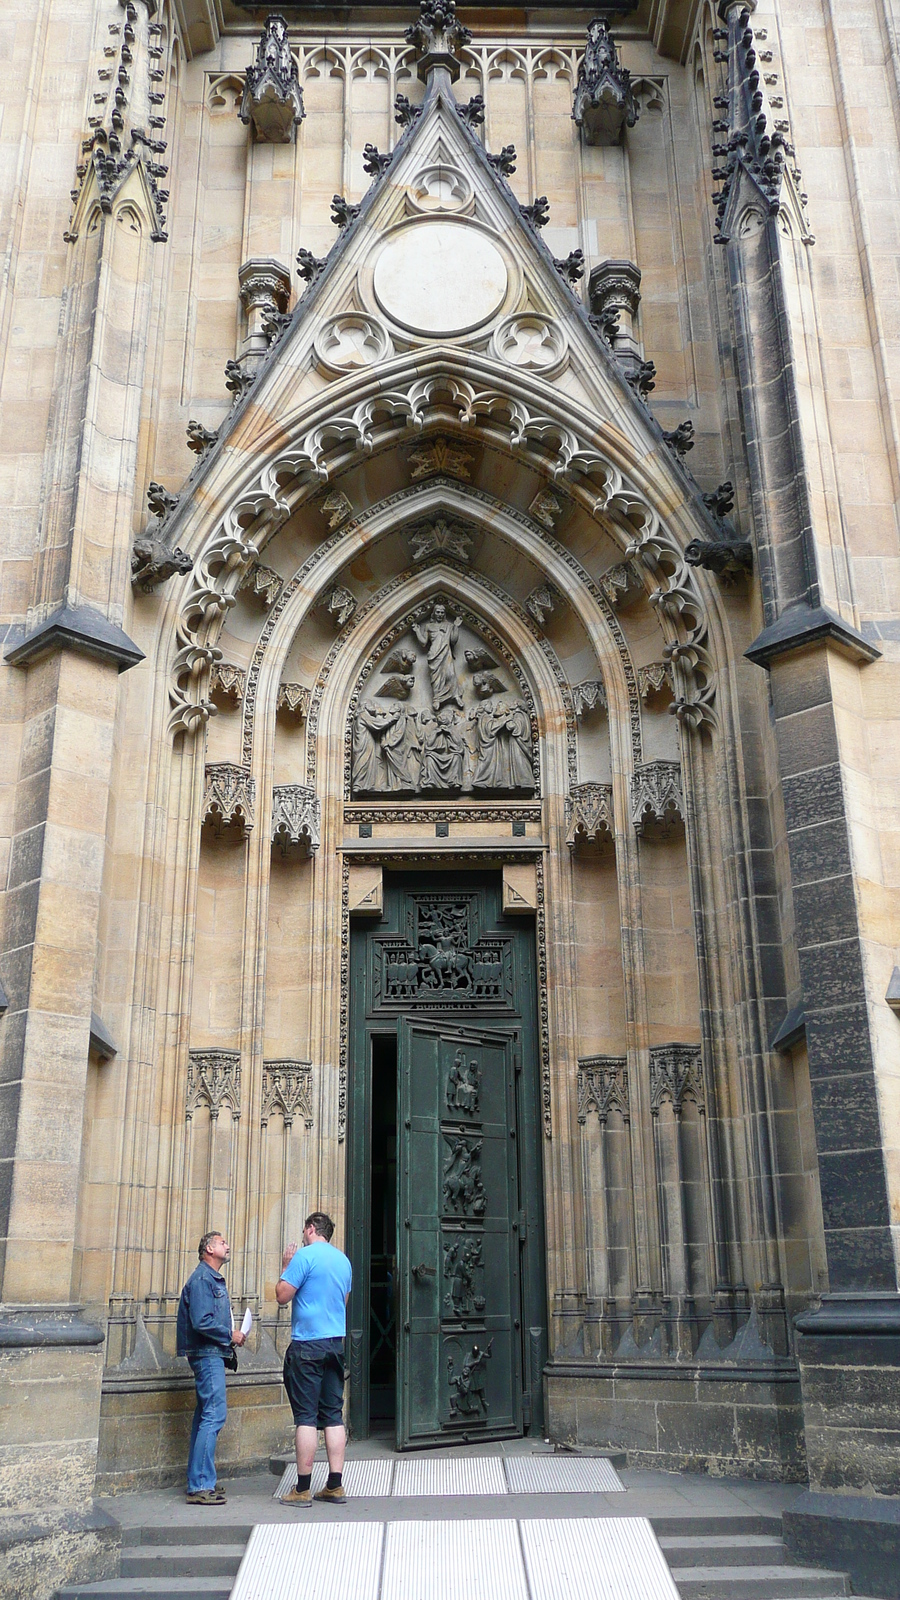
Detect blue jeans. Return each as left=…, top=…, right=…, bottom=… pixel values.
left=187, top=1351, right=228, bottom=1492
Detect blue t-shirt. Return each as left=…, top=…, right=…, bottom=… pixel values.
left=281, top=1240, right=352, bottom=1342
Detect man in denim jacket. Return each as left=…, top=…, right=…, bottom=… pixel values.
left=176, top=1231, right=245, bottom=1504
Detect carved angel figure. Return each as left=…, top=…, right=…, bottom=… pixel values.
left=412, top=602, right=463, bottom=710
left=471, top=700, right=534, bottom=791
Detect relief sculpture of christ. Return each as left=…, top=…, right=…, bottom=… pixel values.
left=412, top=601, right=464, bottom=710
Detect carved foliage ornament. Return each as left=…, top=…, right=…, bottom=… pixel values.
left=272, top=784, right=320, bottom=855
left=566, top=782, right=614, bottom=850
left=649, top=1043, right=704, bottom=1115
left=203, top=763, right=256, bottom=836
left=577, top=1056, right=629, bottom=1123
left=261, top=1059, right=313, bottom=1127
left=187, top=1050, right=241, bottom=1121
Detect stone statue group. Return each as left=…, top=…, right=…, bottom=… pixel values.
left=352, top=602, right=535, bottom=795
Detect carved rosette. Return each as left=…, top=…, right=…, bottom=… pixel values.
left=631, top=760, right=684, bottom=837
left=186, top=1049, right=241, bottom=1120
left=202, top=763, right=256, bottom=836
left=572, top=17, right=639, bottom=146
left=649, top=1043, right=704, bottom=1116
left=566, top=782, right=614, bottom=850
left=239, top=14, right=305, bottom=143
left=490, top=315, right=567, bottom=377
left=261, top=1059, right=313, bottom=1127
left=272, top=784, right=321, bottom=855
left=577, top=1056, right=629, bottom=1123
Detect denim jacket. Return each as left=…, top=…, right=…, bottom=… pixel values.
left=176, top=1261, right=233, bottom=1357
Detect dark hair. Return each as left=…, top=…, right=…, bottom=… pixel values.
left=198, top=1230, right=224, bottom=1259
left=305, top=1212, right=335, bottom=1241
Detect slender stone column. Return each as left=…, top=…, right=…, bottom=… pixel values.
left=715, top=0, right=900, bottom=1516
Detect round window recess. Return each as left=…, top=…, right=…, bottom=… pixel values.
left=372, top=220, right=509, bottom=337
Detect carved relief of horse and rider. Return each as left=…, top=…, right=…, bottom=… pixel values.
left=351, top=602, right=536, bottom=796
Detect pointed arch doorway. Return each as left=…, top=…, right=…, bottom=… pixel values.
left=347, top=869, right=547, bottom=1448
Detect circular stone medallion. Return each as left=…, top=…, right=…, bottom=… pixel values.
left=373, top=221, right=508, bottom=337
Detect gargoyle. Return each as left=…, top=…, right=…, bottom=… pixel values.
left=132, top=531, right=193, bottom=592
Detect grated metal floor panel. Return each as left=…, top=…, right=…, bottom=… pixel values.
left=519, top=1517, right=680, bottom=1600
left=504, top=1455, right=625, bottom=1494
left=273, top=1458, right=394, bottom=1500
left=381, top=1519, right=529, bottom=1600
left=229, top=1522, right=384, bottom=1600
left=392, top=1455, right=509, bottom=1497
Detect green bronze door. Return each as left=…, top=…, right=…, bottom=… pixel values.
left=397, top=1019, right=521, bottom=1447
left=347, top=871, right=546, bottom=1446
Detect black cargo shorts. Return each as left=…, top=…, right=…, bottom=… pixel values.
left=282, top=1336, right=345, bottom=1428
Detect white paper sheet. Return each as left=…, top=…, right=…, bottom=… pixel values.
left=240, top=1307, right=253, bottom=1337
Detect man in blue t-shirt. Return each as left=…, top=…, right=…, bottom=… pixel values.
left=275, top=1211, right=353, bottom=1506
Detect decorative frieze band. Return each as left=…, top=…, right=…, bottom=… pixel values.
left=649, top=1042, right=704, bottom=1115
left=566, top=782, right=614, bottom=849
left=203, top=763, right=256, bottom=835
left=577, top=1056, right=629, bottom=1123
left=261, top=1060, right=313, bottom=1127
left=272, top=784, right=321, bottom=855
left=186, top=1050, right=241, bottom=1121
left=631, top=759, right=684, bottom=836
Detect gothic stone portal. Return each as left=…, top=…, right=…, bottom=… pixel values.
left=351, top=603, right=537, bottom=798
left=348, top=873, right=547, bottom=1447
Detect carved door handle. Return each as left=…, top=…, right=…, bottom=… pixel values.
left=412, top=1262, right=436, bottom=1281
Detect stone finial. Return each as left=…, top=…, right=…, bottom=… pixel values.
left=573, top=17, right=639, bottom=146
left=239, top=258, right=291, bottom=366
left=588, top=260, right=643, bottom=376
left=405, top=0, right=472, bottom=84
left=239, top=14, right=305, bottom=143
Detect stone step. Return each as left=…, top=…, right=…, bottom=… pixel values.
left=121, top=1546, right=245, bottom=1579
left=121, top=1526, right=254, bottom=1548
left=660, top=1534, right=785, bottom=1568
left=673, top=1566, right=851, bottom=1600
left=56, top=1582, right=232, bottom=1600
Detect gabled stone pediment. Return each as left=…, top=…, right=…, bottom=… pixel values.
left=173, top=65, right=713, bottom=520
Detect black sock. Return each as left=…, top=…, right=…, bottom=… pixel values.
left=297, top=1473, right=312, bottom=1492
left=327, top=1471, right=342, bottom=1489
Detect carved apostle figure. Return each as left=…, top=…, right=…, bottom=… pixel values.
left=412, top=602, right=464, bottom=711
left=470, top=699, right=534, bottom=791
left=418, top=705, right=466, bottom=791
left=352, top=700, right=419, bottom=792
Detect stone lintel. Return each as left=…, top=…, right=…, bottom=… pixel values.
left=783, top=1491, right=900, bottom=1600
left=4, top=605, right=144, bottom=673
left=745, top=604, right=881, bottom=668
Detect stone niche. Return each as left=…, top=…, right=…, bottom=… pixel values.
left=350, top=599, right=537, bottom=798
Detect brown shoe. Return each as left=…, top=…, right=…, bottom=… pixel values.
left=314, top=1485, right=347, bottom=1505
left=281, top=1486, right=312, bottom=1507
left=185, top=1490, right=226, bottom=1505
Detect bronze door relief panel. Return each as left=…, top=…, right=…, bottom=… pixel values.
left=347, top=872, right=546, bottom=1447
